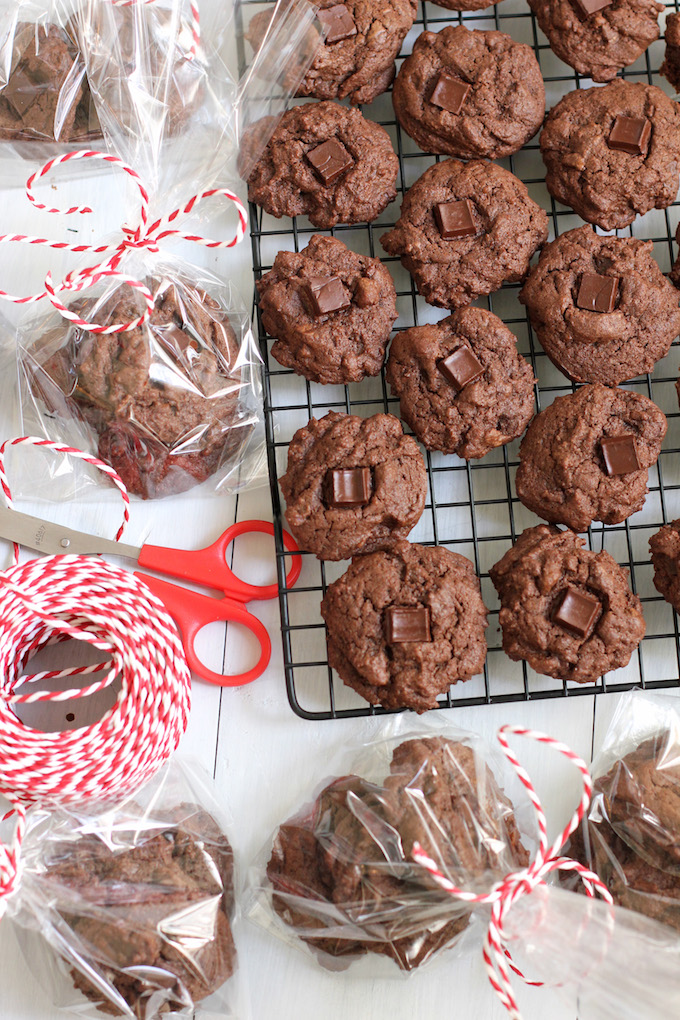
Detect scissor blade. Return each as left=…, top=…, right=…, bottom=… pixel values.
left=0, top=505, right=142, bottom=561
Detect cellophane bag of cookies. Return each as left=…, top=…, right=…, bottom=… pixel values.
left=561, top=688, right=680, bottom=934
left=4, top=757, right=247, bottom=1020
left=505, top=691, right=680, bottom=1019
left=245, top=713, right=680, bottom=1018
left=17, top=256, right=265, bottom=500
left=245, top=716, right=536, bottom=975
left=0, top=0, right=100, bottom=146
left=8, top=0, right=319, bottom=501
left=69, top=0, right=319, bottom=199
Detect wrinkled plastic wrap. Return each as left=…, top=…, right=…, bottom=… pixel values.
left=504, top=881, right=680, bottom=1020
left=5, top=0, right=319, bottom=501
left=246, top=712, right=680, bottom=1018
left=496, top=694, right=680, bottom=1020
left=246, top=718, right=535, bottom=974
left=562, top=689, right=680, bottom=935
left=5, top=758, right=244, bottom=1020
left=0, top=0, right=99, bottom=144
left=70, top=0, right=320, bottom=198
left=17, top=258, right=265, bottom=500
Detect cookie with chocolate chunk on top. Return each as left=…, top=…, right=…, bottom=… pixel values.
left=257, top=236, right=397, bottom=384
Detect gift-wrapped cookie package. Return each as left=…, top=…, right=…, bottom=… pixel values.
left=564, top=689, right=680, bottom=933
left=247, top=721, right=532, bottom=974
left=4, top=759, right=244, bottom=1020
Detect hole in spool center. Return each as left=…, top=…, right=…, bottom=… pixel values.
left=11, top=639, right=121, bottom=733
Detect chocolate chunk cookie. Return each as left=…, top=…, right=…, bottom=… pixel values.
left=528, top=0, right=662, bottom=83
left=268, top=771, right=470, bottom=971
left=541, top=81, right=680, bottom=231
left=520, top=226, right=680, bottom=386
left=490, top=525, right=645, bottom=683
left=380, top=159, right=548, bottom=309
left=257, top=236, right=397, bottom=384
left=566, top=733, right=680, bottom=933
left=392, top=26, right=545, bottom=160
left=320, top=541, right=488, bottom=711
left=386, top=307, right=535, bottom=459
left=650, top=519, right=680, bottom=612
left=242, top=101, right=399, bottom=229
left=41, top=805, right=236, bottom=1015
left=28, top=279, right=250, bottom=500
left=661, top=12, right=680, bottom=90
left=280, top=411, right=426, bottom=561
left=0, top=22, right=97, bottom=141
left=267, top=737, right=527, bottom=970
left=247, top=0, right=416, bottom=107
left=515, top=383, right=667, bottom=533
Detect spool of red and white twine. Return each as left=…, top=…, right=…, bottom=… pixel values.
left=412, top=725, right=613, bottom=1020
left=0, top=437, right=191, bottom=916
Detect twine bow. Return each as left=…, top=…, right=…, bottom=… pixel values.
left=0, top=149, right=247, bottom=333
left=413, top=725, right=613, bottom=1020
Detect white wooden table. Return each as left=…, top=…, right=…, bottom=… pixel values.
left=0, top=48, right=678, bottom=1020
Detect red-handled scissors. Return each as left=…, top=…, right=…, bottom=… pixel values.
left=0, top=508, right=301, bottom=687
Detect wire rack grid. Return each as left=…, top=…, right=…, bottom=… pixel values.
left=237, top=0, right=680, bottom=720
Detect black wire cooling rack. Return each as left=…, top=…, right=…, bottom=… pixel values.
left=236, top=0, right=680, bottom=720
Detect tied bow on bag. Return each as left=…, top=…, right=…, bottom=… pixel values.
left=248, top=718, right=680, bottom=1019
left=0, top=147, right=247, bottom=330
left=415, top=725, right=680, bottom=1020
left=0, top=150, right=261, bottom=500
left=0, top=0, right=320, bottom=501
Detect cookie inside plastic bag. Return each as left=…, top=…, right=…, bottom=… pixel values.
left=563, top=688, right=680, bottom=934
left=250, top=724, right=532, bottom=973
left=0, top=0, right=99, bottom=142
left=4, top=758, right=243, bottom=1019
left=18, top=265, right=264, bottom=499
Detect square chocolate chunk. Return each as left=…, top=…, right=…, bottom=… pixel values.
left=600, top=435, right=640, bottom=476
left=576, top=273, right=619, bottom=313
left=608, top=116, right=652, bottom=155
left=434, top=200, right=476, bottom=240
left=385, top=606, right=432, bottom=643
left=326, top=467, right=372, bottom=507
left=317, top=4, right=358, bottom=44
left=4, top=70, right=36, bottom=117
left=438, top=346, right=485, bottom=391
left=430, top=73, right=470, bottom=115
left=570, top=0, right=612, bottom=18
left=306, top=138, right=354, bottom=186
left=306, top=276, right=351, bottom=317
left=553, top=586, right=601, bottom=639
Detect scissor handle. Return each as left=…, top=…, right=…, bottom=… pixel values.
left=136, top=572, right=271, bottom=687
left=137, top=520, right=301, bottom=602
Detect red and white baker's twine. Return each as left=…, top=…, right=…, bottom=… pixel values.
left=412, top=725, right=613, bottom=1020
left=0, top=148, right=247, bottom=333
left=0, top=438, right=191, bottom=914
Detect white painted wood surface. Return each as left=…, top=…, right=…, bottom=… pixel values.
left=0, top=16, right=679, bottom=1018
